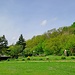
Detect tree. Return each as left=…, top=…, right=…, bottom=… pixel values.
left=0, top=35, right=8, bottom=54
left=23, top=48, right=32, bottom=57
left=8, top=45, right=23, bottom=58
left=71, top=22, right=75, bottom=28
left=15, top=34, right=26, bottom=57
left=25, top=22, right=75, bottom=56
left=31, top=43, right=44, bottom=56
left=16, top=34, right=26, bottom=50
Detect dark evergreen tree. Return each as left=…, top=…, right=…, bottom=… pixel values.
left=0, top=35, right=8, bottom=54
left=2, top=35, right=8, bottom=47
left=16, top=34, right=26, bottom=51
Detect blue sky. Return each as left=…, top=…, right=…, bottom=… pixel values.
left=0, top=0, right=75, bottom=45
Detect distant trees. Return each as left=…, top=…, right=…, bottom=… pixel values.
left=23, top=48, right=32, bottom=57
left=8, top=34, right=26, bottom=58
left=25, top=22, right=75, bottom=56
left=0, top=35, right=8, bottom=55
left=1, top=22, right=75, bottom=58
left=8, top=45, right=23, bottom=58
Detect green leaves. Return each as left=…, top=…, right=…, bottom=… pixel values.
left=1, top=22, right=75, bottom=57
left=26, top=22, right=75, bottom=56
left=8, top=45, right=23, bottom=58
left=0, top=35, right=8, bottom=54
left=8, top=34, right=26, bottom=58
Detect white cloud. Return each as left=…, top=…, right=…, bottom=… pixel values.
left=40, top=20, right=47, bottom=26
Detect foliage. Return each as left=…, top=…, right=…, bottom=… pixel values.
left=8, top=45, right=23, bottom=59
left=61, top=56, right=66, bottom=60
left=71, top=57, right=75, bottom=59
left=23, top=48, right=32, bottom=57
left=27, top=56, right=30, bottom=60
left=0, top=35, right=8, bottom=54
left=7, top=34, right=27, bottom=58
left=1, top=22, right=75, bottom=58
left=26, top=22, right=75, bottom=56
left=16, top=34, right=26, bottom=50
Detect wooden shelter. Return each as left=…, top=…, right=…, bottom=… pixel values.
left=0, top=55, right=10, bottom=60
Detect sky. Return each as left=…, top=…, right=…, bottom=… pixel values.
left=0, top=0, right=75, bottom=45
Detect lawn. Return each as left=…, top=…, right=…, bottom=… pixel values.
left=0, top=61, right=75, bottom=75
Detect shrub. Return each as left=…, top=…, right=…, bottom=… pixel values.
left=72, top=53, right=75, bottom=56
left=46, top=57, right=49, bottom=60
left=61, top=56, right=66, bottom=60
left=22, top=58, right=25, bottom=61
left=27, top=56, right=30, bottom=60
left=39, top=58, right=43, bottom=60
left=71, top=57, right=75, bottom=59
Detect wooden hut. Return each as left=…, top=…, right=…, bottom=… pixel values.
left=0, top=55, right=10, bottom=60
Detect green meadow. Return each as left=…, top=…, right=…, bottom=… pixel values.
left=0, top=56, right=75, bottom=75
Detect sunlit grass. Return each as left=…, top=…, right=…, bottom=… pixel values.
left=17, top=55, right=75, bottom=62
left=0, top=61, right=75, bottom=75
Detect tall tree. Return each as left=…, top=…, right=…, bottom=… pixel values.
left=0, top=35, right=8, bottom=54
left=16, top=34, right=26, bottom=51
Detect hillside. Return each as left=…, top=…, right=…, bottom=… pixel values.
left=26, top=22, right=75, bottom=56
left=1, top=22, right=75, bottom=58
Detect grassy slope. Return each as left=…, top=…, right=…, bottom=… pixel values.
left=0, top=61, right=75, bottom=75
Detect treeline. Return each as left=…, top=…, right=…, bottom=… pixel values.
left=0, top=34, right=26, bottom=59
left=26, top=22, right=75, bottom=56
left=0, top=22, right=75, bottom=58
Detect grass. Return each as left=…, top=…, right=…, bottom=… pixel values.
left=0, top=56, right=75, bottom=75
left=0, top=61, right=75, bottom=75
left=17, top=55, right=75, bottom=61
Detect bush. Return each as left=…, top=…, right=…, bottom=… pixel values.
left=22, top=58, right=25, bottom=61
left=71, top=57, right=75, bottom=59
left=72, top=53, right=75, bottom=56
left=61, top=56, right=66, bottom=60
left=27, top=56, right=30, bottom=60
left=39, top=58, right=43, bottom=60
left=46, top=57, right=49, bottom=60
